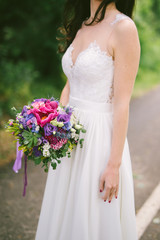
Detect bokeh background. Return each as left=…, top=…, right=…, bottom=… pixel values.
left=0, top=0, right=160, bottom=239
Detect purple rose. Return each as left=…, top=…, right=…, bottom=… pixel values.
left=57, top=113, right=70, bottom=124
left=44, top=123, right=57, bottom=136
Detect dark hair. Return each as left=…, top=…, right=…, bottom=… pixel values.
left=58, top=0, right=136, bottom=53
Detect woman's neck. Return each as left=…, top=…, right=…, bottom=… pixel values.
left=90, top=1, right=117, bottom=19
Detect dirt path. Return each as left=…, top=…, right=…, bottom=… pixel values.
left=0, top=85, right=160, bottom=240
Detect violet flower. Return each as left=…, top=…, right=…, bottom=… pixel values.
left=44, top=123, right=57, bottom=136
left=33, top=146, right=42, bottom=157
left=57, top=113, right=70, bottom=124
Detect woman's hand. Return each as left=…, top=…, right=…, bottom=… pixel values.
left=99, top=161, right=120, bottom=203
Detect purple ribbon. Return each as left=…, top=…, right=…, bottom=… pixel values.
left=13, top=140, right=23, bottom=173
left=13, top=140, right=28, bottom=197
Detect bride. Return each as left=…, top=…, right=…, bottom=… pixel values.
left=35, top=0, right=140, bottom=239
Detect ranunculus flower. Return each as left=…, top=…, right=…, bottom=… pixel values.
left=27, top=100, right=59, bottom=127
left=44, top=123, right=57, bottom=136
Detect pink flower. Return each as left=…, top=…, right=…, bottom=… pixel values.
left=50, top=138, right=68, bottom=150
left=32, top=101, right=45, bottom=109
left=27, top=100, right=59, bottom=127
left=27, top=120, right=31, bottom=125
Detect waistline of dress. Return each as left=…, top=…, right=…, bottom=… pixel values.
left=68, top=95, right=113, bottom=113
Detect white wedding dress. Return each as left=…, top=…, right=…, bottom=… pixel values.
left=35, top=13, right=138, bottom=240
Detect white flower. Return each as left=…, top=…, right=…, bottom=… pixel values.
left=11, top=107, right=17, bottom=111
left=16, top=113, right=23, bottom=119
left=75, top=124, right=82, bottom=130
left=71, top=132, right=79, bottom=140
left=70, top=128, right=76, bottom=133
left=43, top=142, right=50, bottom=150
left=43, top=143, right=51, bottom=157
left=74, top=134, right=79, bottom=141
left=70, top=114, right=78, bottom=125
left=35, top=125, right=39, bottom=132
left=43, top=149, right=50, bottom=157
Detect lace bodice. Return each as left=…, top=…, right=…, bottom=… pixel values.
left=62, top=13, right=132, bottom=104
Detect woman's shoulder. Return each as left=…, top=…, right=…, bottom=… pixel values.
left=110, top=12, right=138, bottom=40
left=108, top=12, right=140, bottom=57
left=110, top=12, right=134, bottom=26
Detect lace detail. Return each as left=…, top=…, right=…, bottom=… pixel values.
left=69, top=40, right=113, bottom=68
left=61, top=13, right=131, bottom=104
left=110, top=13, right=132, bottom=25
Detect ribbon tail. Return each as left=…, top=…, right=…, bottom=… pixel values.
left=13, top=140, right=23, bottom=173
left=23, top=154, right=28, bottom=197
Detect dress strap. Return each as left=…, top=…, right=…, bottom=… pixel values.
left=110, top=13, right=132, bottom=26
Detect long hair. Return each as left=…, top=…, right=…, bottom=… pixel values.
left=58, top=0, right=136, bottom=53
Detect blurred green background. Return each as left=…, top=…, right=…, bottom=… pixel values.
left=0, top=0, right=160, bottom=165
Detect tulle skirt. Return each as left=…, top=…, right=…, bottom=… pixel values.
left=35, top=95, right=138, bottom=240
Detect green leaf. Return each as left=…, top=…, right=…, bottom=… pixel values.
left=27, top=139, right=33, bottom=148
left=81, top=128, right=86, bottom=133
left=51, top=162, right=57, bottom=170
left=79, top=138, right=84, bottom=144
left=33, top=136, right=37, bottom=145
left=34, top=157, right=41, bottom=165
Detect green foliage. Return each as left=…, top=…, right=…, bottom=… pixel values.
left=0, top=0, right=65, bottom=121
left=0, top=0, right=160, bottom=119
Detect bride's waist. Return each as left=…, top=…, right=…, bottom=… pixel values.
left=68, top=95, right=113, bottom=113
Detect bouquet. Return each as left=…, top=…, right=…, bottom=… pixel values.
left=5, top=97, right=86, bottom=195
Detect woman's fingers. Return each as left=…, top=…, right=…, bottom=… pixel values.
left=115, top=185, right=119, bottom=198
left=103, top=185, right=119, bottom=202
left=108, top=188, right=116, bottom=202
left=99, top=175, right=105, bottom=192
left=103, top=186, right=110, bottom=201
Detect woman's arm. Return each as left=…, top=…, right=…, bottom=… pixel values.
left=59, top=79, right=70, bottom=106
left=99, top=19, right=141, bottom=202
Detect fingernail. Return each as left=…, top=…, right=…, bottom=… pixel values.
left=115, top=196, right=117, bottom=199
left=109, top=200, right=111, bottom=203
left=100, top=189, right=102, bottom=192
left=104, top=200, right=106, bottom=202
